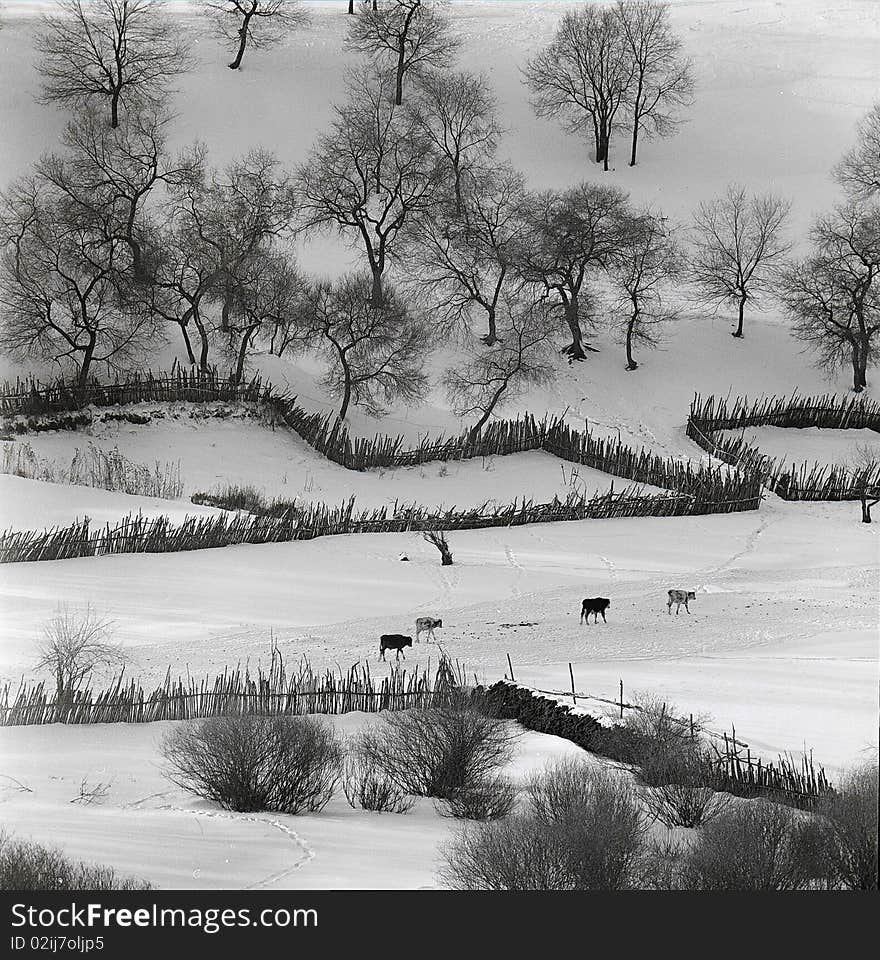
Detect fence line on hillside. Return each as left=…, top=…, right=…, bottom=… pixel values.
left=0, top=478, right=764, bottom=564
left=687, top=392, right=880, bottom=501
left=0, top=654, right=465, bottom=726
left=0, top=368, right=762, bottom=510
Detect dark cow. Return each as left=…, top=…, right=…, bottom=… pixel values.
left=379, top=634, right=413, bottom=661
left=667, top=589, right=696, bottom=615
left=581, top=598, right=611, bottom=624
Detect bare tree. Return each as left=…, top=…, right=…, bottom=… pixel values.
left=423, top=530, right=453, bottom=566
left=0, top=175, right=162, bottom=389
left=298, top=68, right=444, bottom=307
left=411, top=70, right=502, bottom=216
left=614, top=0, right=694, bottom=167
left=402, top=165, right=528, bottom=345
left=836, top=103, right=880, bottom=201
left=198, top=0, right=309, bottom=71
left=849, top=444, right=880, bottom=523
left=514, top=182, right=634, bottom=360
left=690, top=185, right=791, bottom=338
left=35, top=0, right=190, bottom=128
left=346, top=0, right=459, bottom=106
left=607, top=209, right=683, bottom=370
left=305, top=272, right=431, bottom=420
left=37, top=102, right=187, bottom=282
left=780, top=203, right=880, bottom=392
left=225, top=252, right=308, bottom=383
left=443, top=297, right=556, bottom=439
left=35, top=604, right=130, bottom=712
left=524, top=6, right=633, bottom=171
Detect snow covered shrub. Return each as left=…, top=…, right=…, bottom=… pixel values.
left=440, top=761, right=647, bottom=890
left=0, top=833, right=150, bottom=891
left=675, top=800, right=822, bottom=890
left=162, top=715, right=342, bottom=815
left=361, top=706, right=515, bottom=800
left=638, top=748, right=730, bottom=828
left=817, top=763, right=879, bottom=890
left=341, top=740, right=414, bottom=814
left=435, top=775, right=518, bottom=821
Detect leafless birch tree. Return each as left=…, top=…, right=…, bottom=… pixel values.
left=346, top=0, right=459, bottom=105
left=690, top=185, right=791, bottom=338
left=514, top=182, right=634, bottom=360
left=297, top=68, right=444, bottom=307
left=615, top=0, right=694, bottom=166
left=410, top=69, right=502, bottom=216
left=305, top=273, right=432, bottom=420
left=402, top=165, right=528, bottom=345
left=835, top=102, right=880, bottom=201
left=0, top=175, right=162, bottom=389
left=443, top=296, right=556, bottom=439
left=524, top=6, right=633, bottom=171
left=780, top=203, right=880, bottom=393
left=35, top=0, right=190, bottom=128
left=198, top=0, right=309, bottom=71
left=607, top=209, right=683, bottom=370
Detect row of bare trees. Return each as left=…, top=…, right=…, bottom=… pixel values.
left=1, top=1, right=877, bottom=431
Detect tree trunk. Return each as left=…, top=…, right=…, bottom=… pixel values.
left=233, top=323, right=258, bottom=384
left=562, top=299, right=587, bottom=361
left=852, top=341, right=866, bottom=392
left=469, top=381, right=508, bottom=440
left=482, top=306, right=498, bottom=345
left=193, top=309, right=210, bottom=372
left=630, top=116, right=640, bottom=167
left=178, top=320, right=197, bottom=366
left=229, top=14, right=253, bottom=70
left=625, top=316, right=638, bottom=370
left=732, top=294, right=746, bottom=337
left=370, top=268, right=384, bottom=308
left=110, top=89, right=120, bottom=128
left=77, top=340, right=96, bottom=392
left=395, top=45, right=406, bottom=105
left=861, top=495, right=873, bottom=523
left=339, top=364, right=353, bottom=420
left=348, top=0, right=355, bottom=12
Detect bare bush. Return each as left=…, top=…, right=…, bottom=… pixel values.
left=162, top=714, right=342, bottom=814
left=818, top=763, right=879, bottom=890
left=676, top=800, right=822, bottom=890
left=360, top=707, right=515, bottom=800
left=435, top=775, right=517, bottom=821
left=0, top=832, right=150, bottom=891
left=36, top=605, right=130, bottom=711
left=638, top=749, right=730, bottom=828
left=423, top=529, right=453, bottom=565
left=440, top=759, right=647, bottom=889
left=341, top=738, right=414, bottom=814
left=2, top=441, right=183, bottom=499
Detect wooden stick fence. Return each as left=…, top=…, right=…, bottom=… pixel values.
left=1, top=368, right=762, bottom=508
left=504, top=659, right=832, bottom=807
left=0, top=654, right=466, bottom=726
left=688, top=392, right=880, bottom=501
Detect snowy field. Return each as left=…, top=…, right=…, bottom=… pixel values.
left=0, top=0, right=879, bottom=891
left=0, top=716, right=601, bottom=889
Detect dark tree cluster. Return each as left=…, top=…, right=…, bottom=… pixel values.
left=525, top=1, right=694, bottom=170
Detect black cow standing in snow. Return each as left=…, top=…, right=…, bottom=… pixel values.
left=379, top=634, right=413, bottom=661
left=581, top=598, right=611, bottom=624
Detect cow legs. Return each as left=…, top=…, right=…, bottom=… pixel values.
left=667, top=602, right=672, bottom=615
left=685, top=600, right=690, bottom=614
left=600, top=610, right=606, bottom=623
left=379, top=649, right=386, bottom=661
